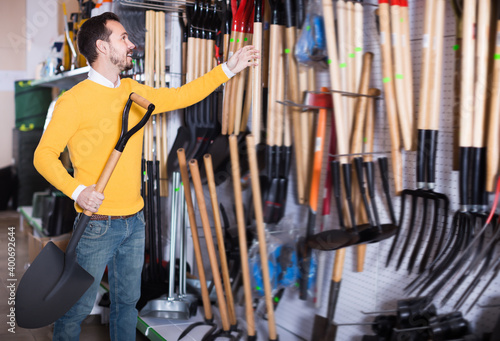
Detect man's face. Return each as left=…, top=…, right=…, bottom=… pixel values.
left=104, top=20, right=135, bottom=72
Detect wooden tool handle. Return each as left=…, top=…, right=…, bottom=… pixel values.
left=350, top=52, right=374, bottom=155
left=285, top=25, right=306, bottom=204
left=228, top=135, right=256, bottom=336
left=332, top=248, right=346, bottom=283
left=203, top=154, right=237, bottom=326
left=189, top=159, right=230, bottom=331
left=130, top=92, right=154, bottom=110
left=400, top=0, right=414, bottom=142
left=155, top=11, right=161, bottom=88
left=177, top=149, right=213, bottom=321
left=486, top=21, right=500, bottom=192
left=390, top=0, right=412, bottom=150
left=252, top=21, right=264, bottom=143
left=246, top=134, right=278, bottom=340
left=459, top=0, right=478, bottom=148
left=82, top=150, right=121, bottom=217
left=336, top=0, right=350, bottom=137
left=353, top=1, right=364, bottom=92
left=379, top=1, right=403, bottom=194
left=363, top=89, right=381, bottom=163
left=428, top=0, right=446, bottom=131
left=472, top=0, right=492, bottom=148
left=267, top=24, right=283, bottom=147
left=322, top=0, right=349, bottom=164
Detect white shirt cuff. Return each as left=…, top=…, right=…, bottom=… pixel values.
left=71, top=185, right=86, bottom=201
left=221, top=62, right=236, bottom=79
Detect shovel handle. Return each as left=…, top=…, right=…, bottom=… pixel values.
left=246, top=134, right=278, bottom=340
left=190, top=159, right=231, bottom=332
left=177, top=148, right=213, bottom=321
left=390, top=0, right=412, bottom=151
left=350, top=52, right=374, bottom=156
left=378, top=0, right=403, bottom=194
left=203, top=154, right=237, bottom=326
left=459, top=0, right=477, bottom=148
left=486, top=20, right=500, bottom=191
left=228, top=135, right=256, bottom=336
left=472, top=0, right=491, bottom=148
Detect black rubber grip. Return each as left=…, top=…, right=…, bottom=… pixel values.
left=427, top=130, right=438, bottom=185
left=459, top=147, right=470, bottom=206
left=284, top=0, right=295, bottom=28
left=365, top=161, right=375, bottom=198
left=331, top=160, right=346, bottom=229
left=470, top=147, right=481, bottom=207
left=416, top=129, right=426, bottom=187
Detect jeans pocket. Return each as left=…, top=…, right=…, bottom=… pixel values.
left=82, top=219, right=109, bottom=239
left=137, top=210, right=145, bottom=225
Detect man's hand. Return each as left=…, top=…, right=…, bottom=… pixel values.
left=226, top=45, right=260, bottom=75
left=76, top=184, right=105, bottom=213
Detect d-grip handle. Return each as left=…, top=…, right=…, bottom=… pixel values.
left=67, top=93, right=155, bottom=258
left=115, top=93, right=156, bottom=152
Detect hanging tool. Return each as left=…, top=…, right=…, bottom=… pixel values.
left=385, top=0, right=449, bottom=274
left=284, top=0, right=306, bottom=205
left=251, top=0, right=264, bottom=144
left=400, top=0, right=414, bottom=141
left=246, top=134, right=278, bottom=341
left=16, top=93, right=155, bottom=328
left=486, top=3, right=500, bottom=192
left=390, top=0, right=412, bottom=151
left=377, top=0, right=403, bottom=195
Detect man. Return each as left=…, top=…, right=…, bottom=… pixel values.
left=33, top=12, right=259, bottom=341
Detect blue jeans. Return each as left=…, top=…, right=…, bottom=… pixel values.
left=53, top=211, right=145, bottom=341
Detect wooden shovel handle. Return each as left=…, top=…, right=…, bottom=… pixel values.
left=228, top=135, right=256, bottom=336
left=390, top=1, right=412, bottom=150
left=130, top=93, right=154, bottom=110
left=429, top=0, right=446, bottom=131
left=350, top=52, right=374, bottom=155
left=177, top=149, right=213, bottom=321
left=203, top=154, right=237, bottom=326
left=82, top=150, right=121, bottom=217
left=322, top=0, right=348, bottom=163
left=378, top=1, right=403, bottom=194
left=472, top=0, right=491, bottom=148
left=251, top=21, right=264, bottom=143
left=189, top=159, right=230, bottom=331
left=486, top=20, right=500, bottom=192
left=459, top=0, right=477, bottom=148
left=246, top=134, right=278, bottom=340
left=400, top=0, right=414, bottom=139
left=363, top=88, right=381, bottom=163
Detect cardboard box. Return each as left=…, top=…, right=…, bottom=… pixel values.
left=28, top=230, right=71, bottom=263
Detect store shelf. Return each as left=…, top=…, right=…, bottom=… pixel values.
left=31, top=66, right=90, bottom=90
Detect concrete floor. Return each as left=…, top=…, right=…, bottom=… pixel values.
left=0, top=210, right=149, bottom=341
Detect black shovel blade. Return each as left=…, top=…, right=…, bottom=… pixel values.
left=369, top=224, right=399, bottom=243
left=306, top=229, right=353, bottom=251
left=16, top=242, right=94, bottom=328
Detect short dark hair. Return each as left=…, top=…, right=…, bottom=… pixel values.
left=77, top=12, right=121, bottom=66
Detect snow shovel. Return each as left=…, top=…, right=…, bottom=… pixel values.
left=16, top=93, right=155, bottom=329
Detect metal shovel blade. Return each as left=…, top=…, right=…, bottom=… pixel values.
left=16, top=241, right=94, bottom=328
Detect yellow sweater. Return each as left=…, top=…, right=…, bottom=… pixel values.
left=34, top=64, right=229, bottom=216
